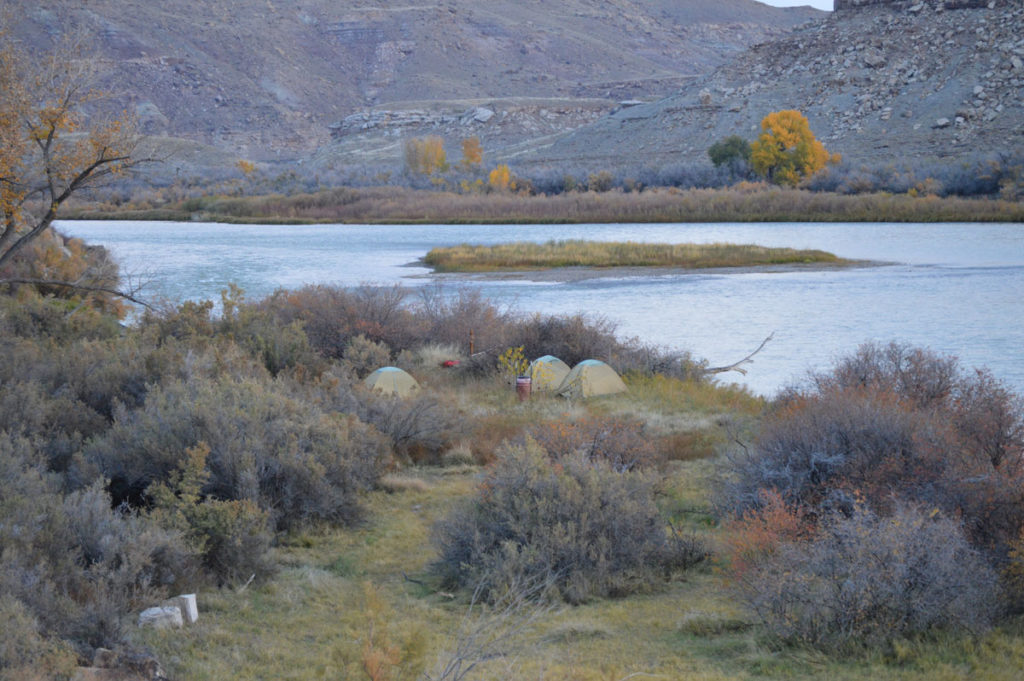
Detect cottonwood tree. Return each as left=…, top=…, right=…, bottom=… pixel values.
left=0, top=28, right=143, bottom=305
left=404, top=136, right=448, bottom=175
left=460, top=136, right=483, bottom=169
left=749, top=110, right=839, bottom=186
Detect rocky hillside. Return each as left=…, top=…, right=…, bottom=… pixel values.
left=522, top=0, right=1023, bottom=170
left=10, top=0, right=818, bottom=172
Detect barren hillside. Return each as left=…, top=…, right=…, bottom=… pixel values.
left=522, top=0, right=1023, bottom=170
left=10, top=0, right=819, bottom=171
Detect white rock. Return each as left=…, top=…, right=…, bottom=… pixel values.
left=934, top=117, right=951, bottom=128
left=163, top=594, right=199, bottom=624
left=472, top=107, right=494, bottom=123
left=138, top=606, right=183, bottom=629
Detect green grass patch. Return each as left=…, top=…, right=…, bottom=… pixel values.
left=423, top=240, right=850, bottom=272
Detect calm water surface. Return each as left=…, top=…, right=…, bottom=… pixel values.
left=58, top=220, right=1024, bottom=396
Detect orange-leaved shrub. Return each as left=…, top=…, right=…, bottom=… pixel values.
left=526, top=415, right=661, bottom=472
left=718, top=342, right=1024, bottom=648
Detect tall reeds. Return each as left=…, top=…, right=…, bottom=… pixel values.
left=67, top=185, right=1024, bottom=224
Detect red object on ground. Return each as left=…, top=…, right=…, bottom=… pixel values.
left=441, top=360, right=460, bottom=368
left=516, top=376, right=532, bottom=402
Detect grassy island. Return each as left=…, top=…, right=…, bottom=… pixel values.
left=423, top=240, right=850, bottom=272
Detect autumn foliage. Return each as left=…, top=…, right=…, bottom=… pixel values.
left=749, top=110, right=839, bottom=186
left=719, top=342, right=1024, bottom=648
left=488, top=164, right=514, bottom=192
left=460, top=136, right=483, bottom=169
left=0, top=27, right=136, bottom=305
left=403, top=136, right=448, bottom=175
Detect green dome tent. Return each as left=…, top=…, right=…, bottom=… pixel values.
left=557, top=360, right=627, bottom=399
left=528, top=355, right=572, bottom=392
left=364, top=367, right=420, bottom=397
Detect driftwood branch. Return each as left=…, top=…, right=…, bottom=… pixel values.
left=703, top=332, right=774, bottom=376
left=0, top=277, right=155, bottom=310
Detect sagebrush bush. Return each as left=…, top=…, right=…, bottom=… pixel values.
left=432, top=440, right=706, bottom=604
left=149, top=443, right=275, bottom=586
left=354, top=390, right=464, bottom=464
left=220, top=285, right=321, bottom=376
left=342, top=334, right=392, bottom=377
left=0, top=595, right=78, bottom=681
left=720, top=342, right=1024, bottom=557
left=0, top=434, right=197, bottom=654
left=737, top=505, right=1000, bottom=652
left=86, top=375, right=392, bottom=529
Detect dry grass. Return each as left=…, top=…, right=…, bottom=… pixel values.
left=378, top=474, right=434, bottom=494
left=68, top=184, right=1024, bottom=224
left=128, top=460, right=1024, bottom=681
left=423, top=240, right=847, bottom=272
left=125, top=373, right=1024, bottom=681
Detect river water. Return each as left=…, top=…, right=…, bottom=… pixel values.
left=57, top=220, right=1024, bottom=397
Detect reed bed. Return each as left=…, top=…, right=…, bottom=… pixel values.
left=423, top=240, right=847, bottom=272
left=68, top=185, right=1024, bottom=224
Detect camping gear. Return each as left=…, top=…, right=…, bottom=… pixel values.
left=557, top=359, right=627, bottom=399
left=528, top=355, right=572, bottom=392
left=364, top=367, right=420, bottom=397
left=516, top=376, right=532, bottom=401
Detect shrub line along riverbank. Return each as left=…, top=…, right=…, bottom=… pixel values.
left=66, top=185, right=1024, bottom=224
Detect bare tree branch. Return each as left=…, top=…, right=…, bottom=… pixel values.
left=422, top=575, right=556, bottom=681
left=703, top=332, right=775, bottom=376
left=0, top=277, right=154, bottom=309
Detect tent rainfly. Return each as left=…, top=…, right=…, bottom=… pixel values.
left=364, top=367, right=420, bottom=397
left=528, top=355, right=572, bottom=392
left=557, top=359, right=627, bottom=399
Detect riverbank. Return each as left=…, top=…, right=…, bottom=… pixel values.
left=66, top=184, right=1024, bottom=224
left=420, top=260, right=879, bottom=283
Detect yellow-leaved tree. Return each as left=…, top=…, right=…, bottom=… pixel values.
left=749, top=110, right=840, bottom=186
left=488, top=164, right=514, bottom=192
left=460, top=136, right=483, bottom=169
left=403, top=136, right=448, bottom=175
left=0, top=27, right=140, bottom=306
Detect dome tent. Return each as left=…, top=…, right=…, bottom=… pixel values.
left=528, top=355, right=572, bottom=392
left=557, top=359, right=627, bottom=399
left=364, top=367, right=420, bottom=397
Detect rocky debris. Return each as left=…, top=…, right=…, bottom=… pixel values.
left=531, top=1, right=1024, bottom=168
left=471, top=107, right=495, bottom=123
left=138, top=593, right=200, bottom=629
left=331, top=107, right=493, bottom=136
left=164, top=593, right=199, bottom=625
left=138, top=606, right=182, bottom=630
left=73, top=651, right=167, bottom=681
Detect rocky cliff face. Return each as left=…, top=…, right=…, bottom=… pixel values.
left=523, top=1, right=1023, bottom=169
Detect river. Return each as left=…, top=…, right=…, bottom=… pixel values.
left=57, top=220, right=1024, bottom=397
